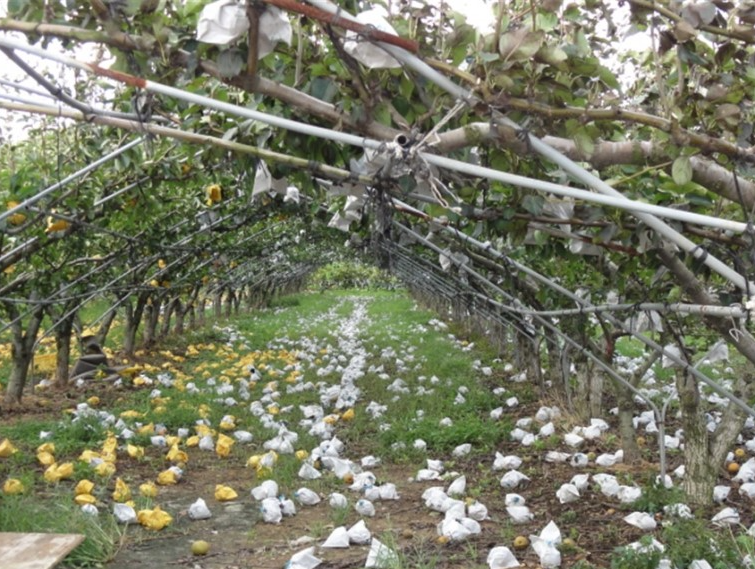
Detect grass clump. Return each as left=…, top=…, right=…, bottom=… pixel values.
left=0, top=492, right=123, bottom=567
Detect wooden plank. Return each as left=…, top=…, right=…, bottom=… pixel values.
left=0, top=533, right=85, bottom=569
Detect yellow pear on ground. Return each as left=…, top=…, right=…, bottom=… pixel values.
left=191, top=540, right=210, bottom=556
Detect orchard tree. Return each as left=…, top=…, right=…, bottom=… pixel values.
left=2, top=0, right=755, bottom=506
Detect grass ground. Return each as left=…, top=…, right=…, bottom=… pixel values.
left=1, top=289, right=754, bottom=568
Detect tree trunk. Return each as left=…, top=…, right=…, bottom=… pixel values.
left=571, top=358, right=590, bottom=421
left=213, top=291, right=222, bottom=318
left=544, top=328, right=564, bottom=398
left=142, top=297, right=161, bottom=347
left=197, top=297, right=206, bottom=326
left=173, top=299, right=185, bottom=335
left=3, top=299, right=44, bottom=406
left=615, top=352, right=660, bottom=465
left=232, top=291, right=241, bottom=314
left=616, top=389, right=640, bottom=464
left=657, top=250, right=755, bottom=507
left=589, top=369, right=604, bottom=418
left=224, top=289, right=234, bottom=317
left=160, top=297, right=176, bottom=338
left=123, top=292, right=149, bottom=356
left=677, top=370, right=717, bottom=507
left=93, top=306, right=118, bottom=346
left=54, top=313, right=75, bottom=386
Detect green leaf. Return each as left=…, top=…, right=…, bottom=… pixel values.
left=399, top=77, right=414, bottom=99
left=536, top=11, right=559, bottom=31
left=478, top=52, right=500, bottom=63
left=671, top=156, right=693, bottom=185
left=573, top=130, right=595, bottom=158
left=310, top=77, right=339, bottom=103
left=8, top=0, right=24, bottom=14
left=499, top=29, right=545, bottom=63
left=598, top=65, right=619, bottom=89
left=537, top=45, right=567, bottom=67
left=522, top=194, right=545, bottom=215
left=685, top=192, right=714, bottom=206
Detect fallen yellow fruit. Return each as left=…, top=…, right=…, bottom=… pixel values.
left=137, top=505, right=173, bottom=530
left=513, top=535, right=530, bottom=550
left=139, top=482, right=159, bottom=498
left=118, top=366, right=142, bottom=378
left=37, top=442, right=55, bottom=454
left=3, top=478, right=25, bottom=495
left=0, top=439, right=18, bottom=458
left=74, top=479, right=95, bottom=495
left=166, top=445, right=188, bottom=464
left=102, top=435, right=118, bottom=455
left=156, top=469, right=178, bottom=486
left=120, top=409, right=142, bottom=419
left=37, top=451, right=56, bottom=466
left=191, top=540, right=210, bottom=556
left=215, top=434, right=234, bottom=458
left=74, top=493, right=97, bottom=506
left=94, top=461, right=116, bottom=477
left=127, top=444, right=144, bottom=459
left=43, top=462, right=74, bottom=483
left=113, top=477, right=132, bottom=502
left=214, top=484, right=238, bottom=501
left=79, top=449, right=101, bottom=463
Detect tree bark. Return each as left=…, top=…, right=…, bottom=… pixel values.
left=615, top=352, right=660, bottom=464
left=677, top=369, right=718, bottom=507
left=213, top=290, right=223, bottom=319
left=571, top=358, right=591, bottom=422
left=657, top=249, right=755, bottom=506
left=93, top=305, right=118, bottom=346
left=160, top=296, right=176, bottom=338
left=54, top=313, right=75, bottom=386
left=589, top=369, right=604, bottom=419
left=3, top=299, right=44, bottom=405
left=224, top=289, right=234, bottom=317
left=123, top=292, right=149, bottom=356
left=173, top=298, right=185, bottom=335
left=142, top=297, right=162, bottom=347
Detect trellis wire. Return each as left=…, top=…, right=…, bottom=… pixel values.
left=390, top=221, right=670, bottom=479
left=304, top=0, right=751, bottom=292
left=0, top=40, right=750, bottom=242
left=0, top=136, right=145, bottom=224
left=416, top=211, right=755, bottom=421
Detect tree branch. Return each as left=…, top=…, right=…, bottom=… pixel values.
left=628, top=0, right=755, bottom=44
left=246, top=1, right=261, bottom=78
left=436, top=122, right=755, bottom=209
left=656, top=248, right=755, bottom=366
